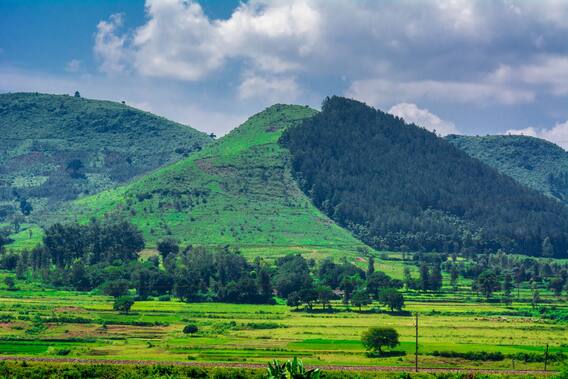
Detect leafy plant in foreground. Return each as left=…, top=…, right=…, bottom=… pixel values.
left=267, top=357, right=321, bottom=379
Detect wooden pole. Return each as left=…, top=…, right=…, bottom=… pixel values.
left=415, top=313, right=419, bottom=372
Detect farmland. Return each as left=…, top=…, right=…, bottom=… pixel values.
left=1, top=258, right=566, bottom=374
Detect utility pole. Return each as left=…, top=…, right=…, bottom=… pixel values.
left=544, top=343, right=549, bottom=372
left=415, top=312, right=419, bottom=372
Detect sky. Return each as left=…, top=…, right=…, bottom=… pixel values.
left=2, top=0, right=568, bottom=148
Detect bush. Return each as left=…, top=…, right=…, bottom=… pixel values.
left=431, top=350, right=504, bottom=361
left=113, top=296, right=135, bottom=314
left=183, top=324, right=198, bottom=335
left=158, top=294, right=171, bottom=302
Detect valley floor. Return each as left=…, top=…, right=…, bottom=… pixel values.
left=0, top=282, right=566, bottom=373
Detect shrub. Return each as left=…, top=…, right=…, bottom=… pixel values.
left=431, top=350, right=504, bottom=361
left=183, top=324, right=199, bottom=335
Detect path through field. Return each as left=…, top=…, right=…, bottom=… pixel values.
left=0, top=356, right=555, bottom=375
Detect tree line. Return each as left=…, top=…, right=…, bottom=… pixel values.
left=0, top=219, right=405, bottom=311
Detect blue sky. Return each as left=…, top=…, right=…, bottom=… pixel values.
left=2, top=0, right=568, bottom=148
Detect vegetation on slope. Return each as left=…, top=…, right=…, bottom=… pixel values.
left=447, top=134, right=568, bottom=204
left=281, top=96, right=568, bottom=258
left=44, top=104, right=364, bottom=256
left=0, top=92, right=211, bottom=225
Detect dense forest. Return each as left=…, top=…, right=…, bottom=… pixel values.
left=447, top=134, right=568, bottom=204
left=281, top=96, right=568, bottom=258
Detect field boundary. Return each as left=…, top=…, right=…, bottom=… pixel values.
left=0, top=356, right=556, bottom=375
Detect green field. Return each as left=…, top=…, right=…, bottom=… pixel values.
left=1, top=270, right=566, bottom=373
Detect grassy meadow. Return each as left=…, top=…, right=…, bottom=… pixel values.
left=1, top=263, right=566, bottom=373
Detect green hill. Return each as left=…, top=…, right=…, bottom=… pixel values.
left=447, top=134, right=568, bottom=204
left=0, top=92, right=211, bottom=229
left=37, top=104, right=366, bottom=258
left=281, top=96, right=568, bottom=258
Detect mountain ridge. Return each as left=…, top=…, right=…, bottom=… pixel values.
left=447, top=134, right=568, bottom=204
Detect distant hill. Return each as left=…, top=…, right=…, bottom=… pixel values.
left=281, top=96, right=568, bottom=258
left=34, top=104, right=366, bottom=258
left=0, top=93, right=211, bottom=225
left=447, top=134, right=568, bottom=204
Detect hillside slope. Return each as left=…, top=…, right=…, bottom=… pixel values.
left=281, top=96, right=568, bottom=258
left=42, top=104, right=366, bottom=258
left=447, top=134, right=568, bottom=204
left=0, top=93, right=211, bottom=224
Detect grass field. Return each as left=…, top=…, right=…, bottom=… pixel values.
left=1, top=271, right=566, bottom=372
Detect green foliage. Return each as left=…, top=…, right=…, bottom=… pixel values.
left=431, top=350, right=504, bottom=361
left=113, top=295, right=135, bottom=314
left=0, top=92, right=211, bottom=230
left=182, top=323, right=199, bottom=334
left=351, top=288, right=371, bottom=310
left=473, top=270, right=501, bottom=300
left=3, top=275, right=16, bottom=290
left=267, top=357, right=321, bottom=379
left=282, top=96, right=568, bottom=258
left=64, top=104, right=365, bottom=253
left=377, top=288, right=405, bottom=311
left=361, top=327, right=400, bottom=355
left=447, top=134, right=568, bottom=205
left=157, top=238, right=179, bottom=260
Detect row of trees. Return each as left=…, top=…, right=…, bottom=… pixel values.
left=0, top=219, right=406, bottom=310
left=277, top=255, right=405, bottom=311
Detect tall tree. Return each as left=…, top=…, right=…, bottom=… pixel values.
left=542, top=236, right=554, bottom=258
left=502, top=273, right=513, bottom=305
left=419, top=263, right=430, bottom=292
left=367, top=256, right=375, bottom=275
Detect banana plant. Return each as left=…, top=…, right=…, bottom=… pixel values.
left=267, top=357, right=321, bottom=379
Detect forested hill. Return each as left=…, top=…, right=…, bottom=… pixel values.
left=0, top=92, right=211, bottom=222
left=44, top=104, right=365, bottom=256
left=281, top=96, right=568, bottom=258
left=447, top=134, right=568, bottom=205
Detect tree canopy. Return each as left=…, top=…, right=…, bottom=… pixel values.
left=282, top=96, right=568, bottom=258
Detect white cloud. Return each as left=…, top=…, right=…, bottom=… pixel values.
left=91, top=0, right=568, bottom=107
left=96, top=0, right=320, bottom=82
left=94, top=13, right=128, bottom=75
left=66, top=59, right=81, bottom=73
left=347, top=79, right=534, bottom=107
left=518, top=55, right=568, bottom=95
left=506, top=121, right=568, bottom=149
left=388, top=103, right=458, bottom=136
left=238, top=73, right=301, bottom=103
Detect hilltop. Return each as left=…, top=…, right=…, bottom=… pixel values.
left=40, top=104, right=366, bottom=258
left=447, top=134, right=568, bottom=204
left=281, top=96, right=568, bottom=258
left=0, top=92, right=211, bottom=230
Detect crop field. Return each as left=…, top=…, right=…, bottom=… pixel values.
left=1, top=270, right=566, bottom=373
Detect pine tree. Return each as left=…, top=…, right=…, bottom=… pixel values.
left=542, top=236, right=554, bottom=258
left=430, top=263, right=443, bottom=292
left=450, top=264, right=459, bottom=292
left=502, top=273, right=513, bottom=305
left=367, top=256, right=375, bottom=275
left=419, top=263, right=430, bottom=292
left=531, top=281, right=540, bottom=309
